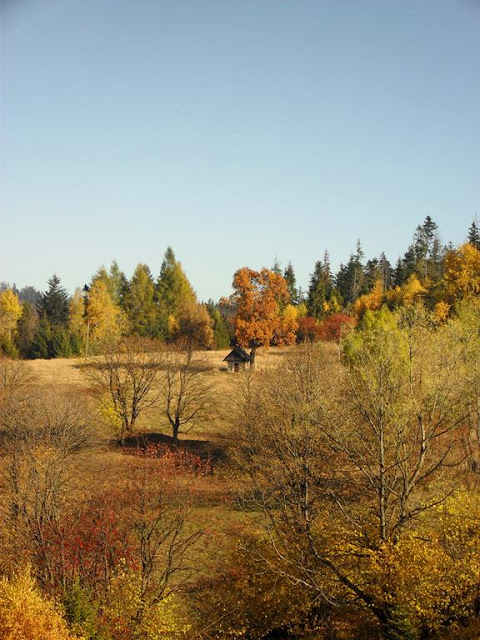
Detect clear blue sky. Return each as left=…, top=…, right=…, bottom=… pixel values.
left=2, top=0, right=479, bottom=301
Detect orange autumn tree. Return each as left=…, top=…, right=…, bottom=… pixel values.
left=230, top=267, right=296, bottom=365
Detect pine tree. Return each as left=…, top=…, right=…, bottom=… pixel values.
left=30, top=311, right=53, bottom=359
left=207, top=301, right=231, bottom=349
left=91, top=261, right=128, bottom=307
left=365, top=254, right=393, bottom=292
left=156, top=247, right=197, bottom=318
left=335, top=241, right=366, bottom=306
left=39, top=274, right=70, bottom=327
left=272, top=256, right=282, bottom=275
left=468, top=220, right=480, bottom=250
left=30, top=275, right=71, bottom=359
left=429, top=232, right=444, bottom=282
left=307, top=252, right=338, bottom=318
left=307, top=261, right=328, bottom=319
left=379, top=252, right=393, bottom=290
left=123, top=264, right=156, bottom=337
left=108, top=260, right=128, bottom=306
left=413, top=216, right=438, bottom=280
left=364, top=258, right=380, bottom=291
left=50, top=325, right=73, bottom=357
left=283, top=261, right=299, bottom=305
left=394, top=245, right=417, bottom=286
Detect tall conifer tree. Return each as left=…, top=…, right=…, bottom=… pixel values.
left=123, top=264, right=156, bottom=337
left=39, top=274, right=70, bottom=327
left=283, top=261, right=299, bottom=305
left=468, top=220, right=480, bottom=249
left=156, top=247, right=196, bottom=319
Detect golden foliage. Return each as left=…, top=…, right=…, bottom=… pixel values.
left=444, top=243, right=480, bottom=301
left=354, top=279, right=384, bottom=317
left=192, top=538, right=319, bottom=639
left=70, top=283, right=127, bottom=353
left=363, top=490, right=480, bottom=634
left=275, top=303, right=299, bottom=345
left=87, top=281, right=128, bottom=348
left=173, top=302, right=214, bottom=349
left=433, top=300, right=451, bottom=323
left=0, top=289, right=22, bottom=342
left=100, top=561, right=190, bottom=640
left=385, top=274, right=426, bottom=307
left=0, top=567, right=80, bottom=640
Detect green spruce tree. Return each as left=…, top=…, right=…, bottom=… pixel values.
left=39, top=274, right=70, bottom=327
left=123, top=263, right=157, bottom=337
left=468, top=220, right=480, bottom=249
left=335, top=241, right=366, bottom=306
left=155, top=247, right=196, bottom=339
left=207, top=301, right=231, bottom=349
left=283, top=261, right=299, bottom=304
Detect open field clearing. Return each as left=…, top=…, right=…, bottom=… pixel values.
left=25, top=346, right=294, bottom=387
left=24, top=346, right=296, bottom=442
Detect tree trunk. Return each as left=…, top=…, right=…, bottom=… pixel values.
left=173, top=421, right=179, bottom=445
left=249, top=346, right=257, bottom=368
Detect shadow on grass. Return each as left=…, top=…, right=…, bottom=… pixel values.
left=119, top=432, right=229, bottom=465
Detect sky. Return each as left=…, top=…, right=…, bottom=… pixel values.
left=2, top=0, right=480, bottom=301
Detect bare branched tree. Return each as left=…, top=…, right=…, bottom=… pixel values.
left=84, top=337, right=163, bottom=441
left=0, top=390, right=95, bottom=588
left=0, top=357, right=35, bottom=399
left=158, top=343, right=214, bottom=443
left=124, top=450, right=205, bottom=606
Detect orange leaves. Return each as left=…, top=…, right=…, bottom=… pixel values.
left=231, top=267, right=296, bottom=348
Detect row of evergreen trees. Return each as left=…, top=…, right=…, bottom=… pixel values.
left=280, top=217, right=480, bottom=320
left=3, top=248, right=231, bottom=359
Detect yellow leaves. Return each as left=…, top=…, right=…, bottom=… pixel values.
left=168, top=313, right=179, bottom=334
left=173, top=302, right=214, bottom=349
left=354, top=279, right=384, bottom=317
left=296, top=301, right=308, bottom=318
left=444, top=243, right=480, bottom=301
left=433, top=300, right=450, bottom=323
left=0, top=289, right=22, bottom=341
left=385, top=274, right=426, bottom=307
left=70, top=283, right=128, bottom=353
left=354, top=277, right=426, bottom=319
left=101, top=562, right=190, bottom=639
left=277, top=303, right=299, bottom=346
left=359, top=490, right=480, bottom=633
left=195, top=538, right=316, bottom=639
left=69, top=289, right=85, bottom=336
left=99, top=392, right=123, bottom=434
left=87, top=281, right=128, bottom=346
left=0, top=567, right=81, bottom=640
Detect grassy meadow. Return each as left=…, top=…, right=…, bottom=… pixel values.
left=25, top=346, right=293, bottom=438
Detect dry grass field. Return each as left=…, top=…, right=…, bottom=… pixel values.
left=23, top=346, right=294, bottom=444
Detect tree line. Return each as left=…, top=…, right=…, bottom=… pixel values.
left=1, top=218, right=480, bottom=358
left=0, top=247, right=230, bottom=359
